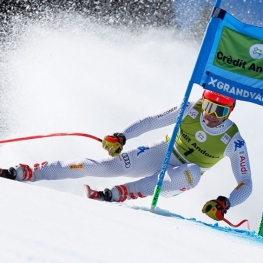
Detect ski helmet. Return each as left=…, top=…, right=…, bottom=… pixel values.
left=202, top=90, right=236, bottom=113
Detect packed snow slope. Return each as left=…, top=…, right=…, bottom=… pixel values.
left=0, top=178, right=262, bottom=263
left=0, top=1, right=263, bottom=262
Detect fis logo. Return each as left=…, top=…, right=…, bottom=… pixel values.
left=137, top=146, right=150, bottom=156
left=188, top=109, right=198, bottom=119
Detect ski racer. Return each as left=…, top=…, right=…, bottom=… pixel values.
left=0, top=90, right=252, bottom=222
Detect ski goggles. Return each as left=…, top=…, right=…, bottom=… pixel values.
left=202, top=99, right=230, bottom=118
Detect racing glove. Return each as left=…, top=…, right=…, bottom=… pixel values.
left=102, top=133, right=126, bottom=157
left=202, top=196, right=230, bottom=221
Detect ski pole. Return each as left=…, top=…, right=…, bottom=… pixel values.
left=222, top=217, right=250, bottom=230
left=0, top=132, right=102, bottom=144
